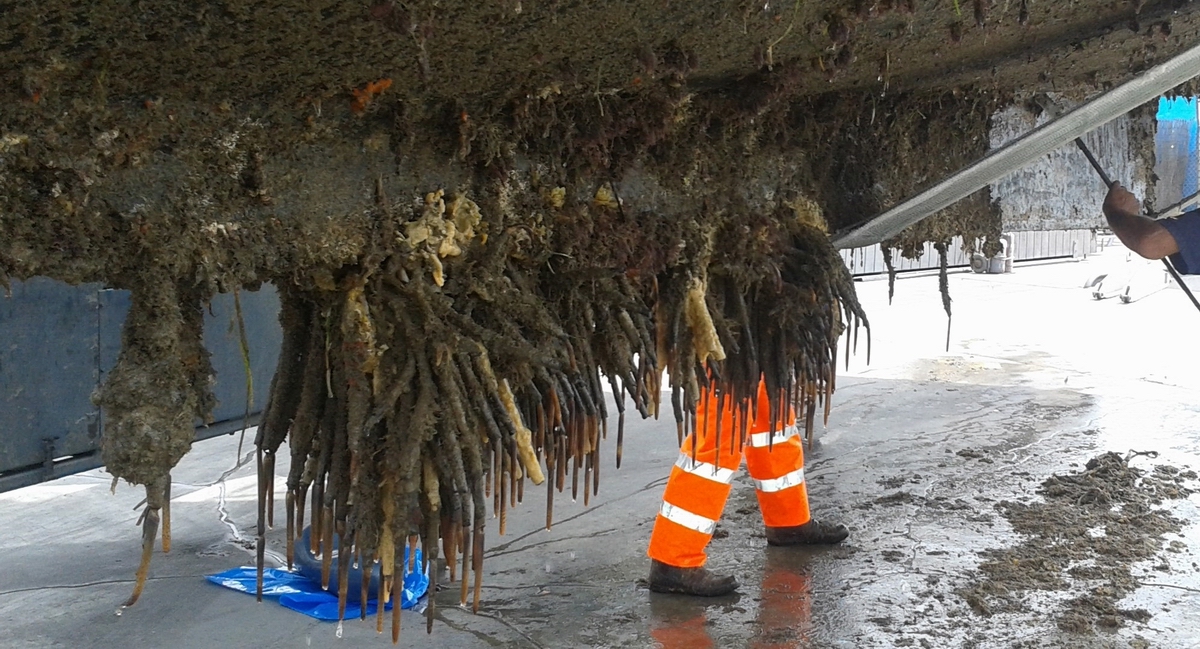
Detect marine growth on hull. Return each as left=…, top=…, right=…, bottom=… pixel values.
left=112, top=177, right=867, bottom=638
left=4, top=0, right=1192, bottom=642
left=8, top=68, right=991, bottom=638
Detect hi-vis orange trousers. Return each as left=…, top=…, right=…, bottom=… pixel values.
left=648, top=380, right=811, bottom=568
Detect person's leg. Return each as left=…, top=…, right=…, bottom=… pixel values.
left=647, top=391, right=744, bottom=595
left=744, top=383, right=848, bottom=545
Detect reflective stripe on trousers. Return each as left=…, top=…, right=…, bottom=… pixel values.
left=648, top=381, right=812, bottom=569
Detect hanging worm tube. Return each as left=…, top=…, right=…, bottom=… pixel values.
left=161, top=476, right=172, bottom=553
left=882, top=245, right=897, bottom=305
left=122, top=475, right=168, bottom=608
left=935, top=241, right=952, bottom=352
left=391, top=552, right=402, bottom=644
left=320, top=506, right=334, bottom=590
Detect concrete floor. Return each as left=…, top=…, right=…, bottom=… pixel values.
left=3, top=241, right=1200, bottom=648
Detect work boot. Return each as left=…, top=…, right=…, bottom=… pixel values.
left=647, top=559, right=739, bottom=596
left=765, top=519, right=850, bottom=546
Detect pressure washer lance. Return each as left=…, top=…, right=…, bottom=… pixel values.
left=1073, top=137, right=1200, bottom=314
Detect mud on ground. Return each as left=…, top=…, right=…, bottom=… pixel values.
left=962, top=452, right=1198, bottom=636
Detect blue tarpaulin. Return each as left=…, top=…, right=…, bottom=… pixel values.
left=206, top=549, right=428, bottom=621
left=1157, top=97, right=1200, bottom=204
left=1159, top=96, right=1198, bottom=121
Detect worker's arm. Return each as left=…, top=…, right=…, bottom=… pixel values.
left=1102, top=183, right=1179, bottom=260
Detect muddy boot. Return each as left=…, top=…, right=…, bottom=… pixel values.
left=765, top=519, right=849, bottom=546
left=647, top=560, right=739, bottom=596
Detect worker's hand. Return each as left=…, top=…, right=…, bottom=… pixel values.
left=1103, top=182, right=1141, bottom=219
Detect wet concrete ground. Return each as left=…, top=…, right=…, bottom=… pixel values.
left=3, top=241, right=1200, bottom=648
